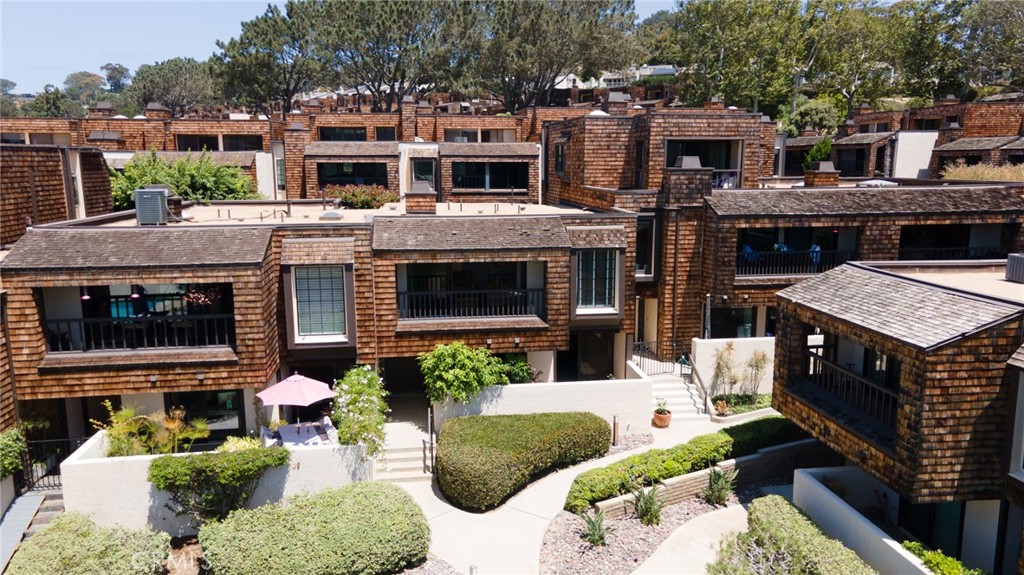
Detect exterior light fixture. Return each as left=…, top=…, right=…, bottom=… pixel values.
left=130, top=285, right=142, bottom=299
left=80, top=287, right=91, bottom=301
left=149, top=374, right=158, bottom=384
left=197, top=371, right=205, bottom=382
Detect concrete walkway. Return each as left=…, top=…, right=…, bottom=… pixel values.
left=632, top=505, right=749, bottom=575
left=1, top=493, right=43, bottom=571
left=398, top=417, right=722, bottom=575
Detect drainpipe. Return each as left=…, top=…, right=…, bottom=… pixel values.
left=671, top=208, right=679, bottom=348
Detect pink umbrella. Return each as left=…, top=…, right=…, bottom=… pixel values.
left=256, top=373, right=335, bottom=407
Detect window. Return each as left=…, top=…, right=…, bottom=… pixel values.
left=223, top=135, right=263, bottom=151
left=577, top=250, right=617, bottom=309
left=481, top=129, right=515, bottom=142
left=319, top=127, right=366, bottom=141
left=554, top=144, right=565, bottom=174
left=665, top=140, right=738, bottom=170
left=452, top=162, right=529, bottom=191
left=275, top=158, right=286, bottom=191
left=165, top=390, right=243, bottom=439
left=444, top=129, right=478, bottom=143
left=1, top=132, right=25, bottom=144
left=375, top=127, right=396, bottom=141
left=176, top=134, right=219, bottom=151
left=636, top=217, right=655, bottom=276
left=30, top=133, right=71, bottom=146
left=294, top=266, right=346, bottom=339
left=634, top=140, right=647, bottom=188
left=316, top=162, right=388, bottom=188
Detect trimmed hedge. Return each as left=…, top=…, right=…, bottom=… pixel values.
left=565, top=416, right=806, bottom=512
left=437, top=412, right=610, bottom=511
left=6, top=512, right=170, bottom=575
left=902, top=541, right=984, bottom=575
left=708, top=495, right=876, bottom=575
left=199, top=482, right=429, bottom=575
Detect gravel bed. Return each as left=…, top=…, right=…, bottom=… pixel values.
left=607, top=432, right=654, bottom=456
left=399, top=554, right=463, bottom=575
left=540, top=494, right=738, bottom=575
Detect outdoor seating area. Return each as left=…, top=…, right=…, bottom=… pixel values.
left=261, top=420, right=339, bottom=447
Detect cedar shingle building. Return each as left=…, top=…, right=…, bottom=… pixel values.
left=773, top=261, right=1024, bottom=574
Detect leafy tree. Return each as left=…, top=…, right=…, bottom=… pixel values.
left=889, top=0, right=970, bottom=98
left=0, top=79, right=20, bottom=118
left=214, top=1, right=327, bottom=113
left=101, top=62, right=132, bottom=93
left=25, top=85, right=84, bottom=118
left=473, top=0, right=639, bottom=112
left=962, top=0, right=1024, bottom=90
left=110, top=151, right=259, bottom=210
left=802, top=138, right=833, bottom=171
left=0, top=78, right=15, bottom=95
left=778, top=94, right=845, bottom=135
left=636, top=10, right=682, bottom=66
left=63, top=71, right=107, bottom=105
left=320, top=0, right=477, bottom=112
left=418, top=342, right=509, bottom=404
left=128, top=57, right=216, bottom=115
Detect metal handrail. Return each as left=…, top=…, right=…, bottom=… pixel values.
left=736, top=249, right=855, bottom=276
left=683, top=352, right=709, bottom=415
left=44, top=314, right=236, bottom=352
left=897, top=246, right=1008, bottom=261
left=804, top=351, right=898, bottom=428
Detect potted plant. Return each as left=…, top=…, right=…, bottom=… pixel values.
left=653, top=397, right=672, bottom=428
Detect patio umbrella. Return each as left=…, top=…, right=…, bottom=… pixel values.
left=256, top=373, right=335, bottom=407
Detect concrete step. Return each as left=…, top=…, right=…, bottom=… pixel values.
left=30, top=510, right=61, bottom=525
left=375, top=468, right=433, bottom=484
left=379, top=452, right=427, bottom=464
left=37, top=499, right=63, bottom=513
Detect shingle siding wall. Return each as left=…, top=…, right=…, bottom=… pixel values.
left=79, top=150, right=113, bottom=217
left=1, top=146, right=69, bottom=245
left=0, top=294, right=16, bottom=433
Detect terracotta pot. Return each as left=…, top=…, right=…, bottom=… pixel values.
left=652, top=410, right=672, bottom=428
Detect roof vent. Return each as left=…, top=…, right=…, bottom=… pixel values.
left=674, top=156, right=703, bottom=169
left=319, top=211, right=342, bottom=221
left=135, top=187, right=169, bottom=225
left=1007, top=253, right=1024, bottom=284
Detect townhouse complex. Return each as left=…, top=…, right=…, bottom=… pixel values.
left=1, top=92, right=1023, bottom=573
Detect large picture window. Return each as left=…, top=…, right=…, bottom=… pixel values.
left=577, top=250, right=617, bottom=309
left=295, top=266, right=346, bottom=338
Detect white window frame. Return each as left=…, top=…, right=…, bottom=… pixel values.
left=291, top=266, right=348, bottom=345
left=575, top=249, right=619, bottom=315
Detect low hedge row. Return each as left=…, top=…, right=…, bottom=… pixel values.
left=564, top=416, right=807, bottom=513
left=902, top=541, right=984, bottom=575
left=437, top=412, right=610, bottom=511
left=6, top=512, right=170, bottom=575
left=199, top=482, right=429, bottom=575
left=709, top=494, right=876, bottom=575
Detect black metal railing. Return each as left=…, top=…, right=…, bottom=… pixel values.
left=736, top=250, right=855, bottom=276
left=397, top=289, right=544, bottom=320
left=44, top=314, right=236, bottom=352
left=804, top=351, right=898, bottom=429
left=897, top=246, right=1009, bottom=261
left=632, top=340, right=679, bottom=376
left=452, top=174, right=528, bottom=190
left=15, top=438, right=86, bottom=491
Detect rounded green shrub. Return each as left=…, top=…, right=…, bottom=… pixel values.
left=437, top=412, right=610, bottom=511
left=6, top=512, right=170, bottom=575
left=199, top=482, right=429, bottom=575
left=0, top=427, right=27, bottom=478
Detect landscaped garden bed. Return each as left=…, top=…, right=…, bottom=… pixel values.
left=710, top=393, right=771, bottom=415
left=436, top=411, right=610, bottom=510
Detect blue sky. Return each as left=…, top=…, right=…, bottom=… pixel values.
left=1, top=0, right=676, bottom=94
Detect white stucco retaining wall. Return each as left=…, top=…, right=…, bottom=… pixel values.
left=793, top=467, right=929, bottom=575
left=691, top=337, right=776, bottom=397
left=434, top=365, right=652, bottom=433
left=62, top=431, right=372, bottom=535
left=1, top=475, right=14, bottom=517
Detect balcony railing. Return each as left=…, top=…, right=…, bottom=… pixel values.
left=804, top=351, right=898, bottom=429
left=736, top=250, right=855, bottom=276
left=45, top=314, right=236, bottom=352
left=398, top=289, right=544, bottom=320
left=897, top=246, right=1009, bottom=261
left=713, top=169, right=741, bottom=189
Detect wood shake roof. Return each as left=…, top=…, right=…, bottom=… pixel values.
left=786, top=135, right=827, bottom=148
left=1, top=228, right=272, bottom=270
left=706, top=186, right=1024, bottom=217
left=304, top=141, right=400, bottom=157
left=832, top=131, right=895, bottom=146
left=933, top=136, right=1020, bottom=152
left=778, top=264, right=1024, bottom=350
left=372, top=216, right=570, bottom=251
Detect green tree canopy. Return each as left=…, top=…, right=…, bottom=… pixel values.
left=110, top=151, right=259, bottom=210
left=214, top=1, right=328, bottom=113
left=101, top=63, right=132, bottom=93
left=0, top=79, right=15, bottom=95
left=25, top=85, right=83, bottom=118
left=128, top=58, right=217, bottom=115
left=963, top=0, right=1024, bottom=90
left=63, top=71, right=107, bottom=105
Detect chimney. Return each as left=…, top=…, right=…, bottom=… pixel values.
left=661, top=156, right=713, bottom=206
left=405, top=181, right=437, bottom=214
left=798, top=125, right=817, bottom=137
left=400, top=95, right=417, bottom=141
left=88, top=101, right=117, bottom=118
left=704, top=96, right=725, bottom=110
left=857, top=102, right=874, bottom=114
left=804, top=161, right=839, bottom=187
left=144, top=102, right=172, bottom=119
left=838, top=119, right=857, bottom=138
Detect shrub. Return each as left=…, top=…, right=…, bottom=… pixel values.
left=437, top=412, right=609, bottom=511
left=901, top=541, right=984, bottom=575
left=564, top=417, right=804, bottom=512
left=710, top=394, right=772, bottom=415
left=148, top=446, right=289, bottom=527
left=501, top=353, right=538, bottom=383
left=111, top=150, right=259, bottom=210
left=198, top=482, right=429, bottom=575
left=940, top=159, right=1024, bottom=182
left=722, top=416, right=807, bottom=457
left=565, top=431, right=732, bottom=513
left=708, top=495, right=876, bottom=575
left=580, top=509, right=614, bottom=546
left=418, top=342, right=509, bottom=404
left=632, top=483, right=664, bottom=526
left=802, top=137, right=834, bottom=171
left=322, top=184, right=399, bottom=209
left=704, top=467, right=738, bottom=506
left=0, top=427, right=27, bottom=478
left=92, top=399, right=210, bottom=456
left=215, top=435, right=261, bottom=453
left=331, top=365, right=388, bottom=456
left=6, top=512, right=169, bottom=575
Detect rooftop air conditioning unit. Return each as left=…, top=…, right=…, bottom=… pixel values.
left=135, top=186, right=169, bottom=225
left=1006, top=253, right=1024, bottom=284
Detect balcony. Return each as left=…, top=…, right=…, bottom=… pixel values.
left=713, top=169, right=741, bottom=189
left=45, top=314, right=236, bottom=352
left=793, top=351, right=898, bottom=446
left=897, top=246, right=1008, bottom=261
left=736, top=250, right=855, bottom=276
left=397, top=289, right=545, bottom=320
